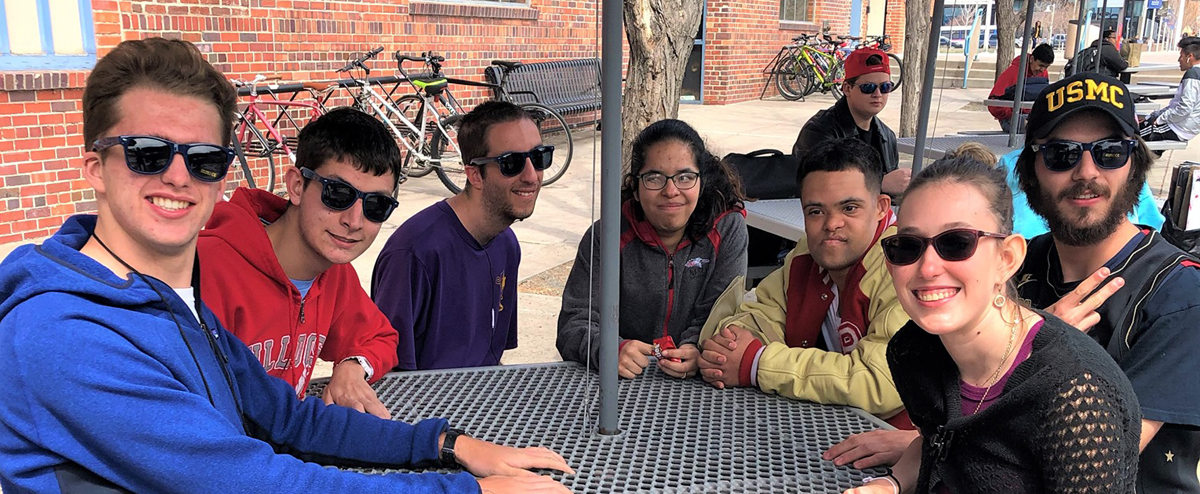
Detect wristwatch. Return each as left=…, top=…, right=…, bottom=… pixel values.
left=440, top=428, right=468, bottom=467
left=339, top=356, right=374, bottom=380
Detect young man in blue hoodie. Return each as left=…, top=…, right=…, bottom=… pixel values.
left=0, top=37, right=572, bottom=494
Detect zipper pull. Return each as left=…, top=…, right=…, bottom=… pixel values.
left=298, top=299, right=306, bottom=324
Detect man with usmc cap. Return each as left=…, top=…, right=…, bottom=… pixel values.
left=1015, top=72, right=1200, bottom=492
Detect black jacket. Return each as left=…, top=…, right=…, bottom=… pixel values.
left=1089, top=39, right=1130, bottom=77
left=792, top=98, right=899, bottom=175
left=888, top=313, right=1141, bottom=493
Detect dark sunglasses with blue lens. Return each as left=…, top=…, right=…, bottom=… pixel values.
left=847, top=81, right=896, bottom=94
left=299, top=168, right=399, bottom=223
left=468, top=145, right=555, bottom=177
left=92, top=135, right=235, bottom=182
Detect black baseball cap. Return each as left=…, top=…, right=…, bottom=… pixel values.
left=1025, top=72, right=1139, bottom=141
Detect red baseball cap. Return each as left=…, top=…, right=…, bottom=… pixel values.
left=844, top=48, right=890, bottom=80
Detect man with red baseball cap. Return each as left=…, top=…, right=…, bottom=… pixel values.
left=792, top=48, right=909, bottom=197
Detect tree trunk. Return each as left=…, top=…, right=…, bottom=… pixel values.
left=899, top=0, right=931, bottom=137
left=994, top=0, right=1019, bottom=82
left=621, top=0, right=704, bottom=161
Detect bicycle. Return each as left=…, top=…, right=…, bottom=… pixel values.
left=391, top=52, right=466, bottom=179
left=393, top=56, right=575, bottom=194
left=334, top=48, right=464, bottom=193
left=768, top=33, right=904, bottom=101
left=855, top=35, right=904, bottom=89
left=773, top=33, right=848, bottom=100
left=230, top=75, right=337, bottom=192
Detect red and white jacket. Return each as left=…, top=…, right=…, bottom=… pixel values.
left=199, top=188, right=399, bottom=397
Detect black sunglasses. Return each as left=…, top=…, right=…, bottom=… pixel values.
left=468, top=145, right=554, bottom=177
left=848, top=81, right=896, bottom=94
left=92, top=135, right=234, bottom=182
left=1031, top=139, right=1136, bottom=172
left=299, top=168, right=398, bottom=223
left=881, top=228, right=1009, bottom=266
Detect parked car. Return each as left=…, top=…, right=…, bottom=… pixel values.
left=1051, top=33, right=1067, bottom=49
left=940, top=36, right=965, bottom=48
left=987, top=32, right=1025, bottom=49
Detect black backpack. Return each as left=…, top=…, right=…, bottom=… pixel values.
left=1064, top=46, right=1102, bottom=77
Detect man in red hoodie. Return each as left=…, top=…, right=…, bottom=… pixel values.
left=987, top=43, right=1055, bottom=132
left=199, top=108, right=402, bottom=418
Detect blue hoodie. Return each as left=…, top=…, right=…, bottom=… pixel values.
left=0, top=215, right=480, bottom=493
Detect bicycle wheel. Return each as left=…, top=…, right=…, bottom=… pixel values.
left=391, top=94, right=437, bottom=178
left=232, top=117, right=276, bottom=192
left=774, top=58, right=805, bottom=101
left=230, top=130, right=257, bottom=190
left=829, top=61, right=845, bottom=99
left=431, top=115, right=467, bottom=194
left=795, top=60, right=818, bottom=97
left=888, top=53, right=904, bottom=90
left=521, top=102, right=572, bottom=187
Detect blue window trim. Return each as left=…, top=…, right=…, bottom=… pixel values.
left=0, top=0, right=10, bottom=56
left=36, top=0, right=55, bottom=55
left=0, top=0, right=96, bottom=71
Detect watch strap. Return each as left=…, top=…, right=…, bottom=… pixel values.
left=440, top=428, right=467, bottom=467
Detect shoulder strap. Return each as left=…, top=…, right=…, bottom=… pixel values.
left=1098, top=232, right=1199, bottom=357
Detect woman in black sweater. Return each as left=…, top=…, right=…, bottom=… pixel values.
left=845, top=156, right=1141, bottom=494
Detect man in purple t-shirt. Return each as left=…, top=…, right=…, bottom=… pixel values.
left=372, top=101, right=547, bottom=370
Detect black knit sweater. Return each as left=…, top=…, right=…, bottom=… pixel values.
left=887, top=311, right=1141, bottom=493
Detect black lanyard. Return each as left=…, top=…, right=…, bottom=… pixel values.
left=90, top=232, right=248, bottom=434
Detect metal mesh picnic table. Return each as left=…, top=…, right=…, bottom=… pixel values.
left=309, top=362, right=889, bottom=493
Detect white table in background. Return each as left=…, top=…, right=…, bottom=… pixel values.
left=745, top=199, right=805, bottom=242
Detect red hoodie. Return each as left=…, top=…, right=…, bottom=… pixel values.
left=987, top=55, right=1049, bottom=122
left=198, top=188, right=399, bottom=397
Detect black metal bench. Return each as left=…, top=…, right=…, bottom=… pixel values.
left=484, top=58, right=601, bottom=117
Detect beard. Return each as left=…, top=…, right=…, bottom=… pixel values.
left=482, top=180, right=536, bottom=225
left=1027, top=177, right=1141, bottom=247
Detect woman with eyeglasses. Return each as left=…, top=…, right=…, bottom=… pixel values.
left=557, top=119, right=748, bottom=379
left=845, top=156, right=1140, bottom=494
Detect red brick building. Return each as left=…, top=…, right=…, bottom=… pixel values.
left=0, top=0, right=903, bottom=245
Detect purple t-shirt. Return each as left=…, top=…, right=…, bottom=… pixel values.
left=960, top=320, right=1044, bottom=417
left=371, top=200, right=520, bottom=370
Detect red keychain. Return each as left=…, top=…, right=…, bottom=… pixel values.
left=653, top=335, right=681, bottom=362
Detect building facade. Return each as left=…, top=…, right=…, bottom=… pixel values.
left=0, top=0, right=902, bottom=244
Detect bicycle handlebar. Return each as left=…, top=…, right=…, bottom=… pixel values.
left=336, top=46, right=384, bottom=73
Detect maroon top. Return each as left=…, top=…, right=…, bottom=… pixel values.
left=961, top=320, right=1044, bottom=417
left=935, top=320, right=1045, bottom=494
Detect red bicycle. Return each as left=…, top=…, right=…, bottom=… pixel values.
left=230, top=75, right=338, bottom=192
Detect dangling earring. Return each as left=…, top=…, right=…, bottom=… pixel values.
left=992, top=293, right=1007, bottom=308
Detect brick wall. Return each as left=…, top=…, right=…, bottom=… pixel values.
left=702, top=0, right=906, bottom=105
left=0, top=0, right=900, bottom=245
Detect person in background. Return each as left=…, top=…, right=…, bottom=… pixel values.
left=373, top=101, right=545, bottom=370
left=1139, top=36, right=1200, bottom=144
left=987, top=44, right=1054, bottom=132
left=1088, top=29, right=1129, bottom=78
left=556, top=119, right=748, bottom=379
left=793, top=49, right=910, bottom=197
left=845, top=155, right=1140, bottom=494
